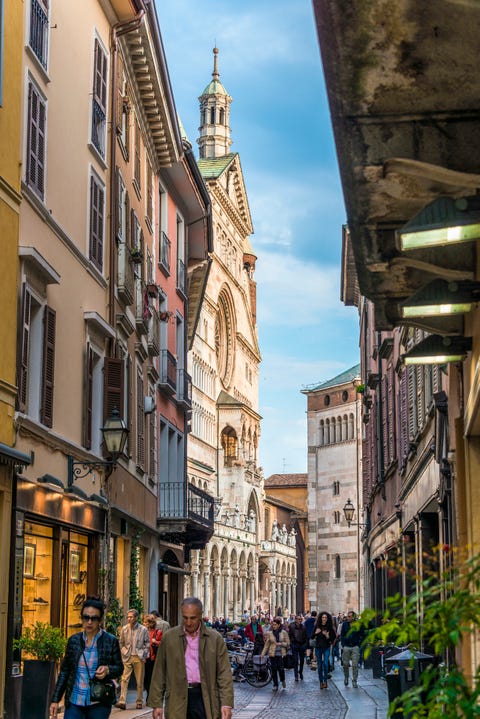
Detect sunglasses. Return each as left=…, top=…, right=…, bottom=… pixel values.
left=82, top=614, right=101, bottom=622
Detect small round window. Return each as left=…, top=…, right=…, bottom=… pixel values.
left=324, top=395, right=330, bottom=407
left=342, top=390, right=348, bottom=402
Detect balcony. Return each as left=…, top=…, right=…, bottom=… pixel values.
left=177, top=258, right=186, bottom=297
left=148, top=308, right=160, bottom=357
left=158, top=350, right=176, bottom=394
left=176, top=369, right=192, bottom=409
left=157, top=481, right=214, bottom=549
left=117, top=243, right=135, bottom=306
left=159, top=231, right=171, bottom=275
left=135, top=278, right=149, bottom=335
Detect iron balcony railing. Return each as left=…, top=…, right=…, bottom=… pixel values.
left=176, top=369, right=192, bottom=409
left=135, top=278, right=149, bottom=335
left=148, top=308, right=160, bottom=357
left=187, top=483, right=215, bottom=527
left=158, top=350, right=176, bottom=393
left=117, top=242, right=135, bottom=306
left=158, top=481, right=185, bottom=519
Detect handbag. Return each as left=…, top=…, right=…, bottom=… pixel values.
left=82, top=652, right=117, bottom=706
left=283, top=648, right=295, bottom=670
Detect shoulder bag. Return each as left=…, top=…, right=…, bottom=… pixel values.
left=82, top=652, right=117, bottom=706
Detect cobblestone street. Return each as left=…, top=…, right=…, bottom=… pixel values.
left=115, top=661, right=389, bottom=719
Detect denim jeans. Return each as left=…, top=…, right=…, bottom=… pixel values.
left=315, top=647, right=330, bottom=683
left=65, top=704, right=112, bottom=719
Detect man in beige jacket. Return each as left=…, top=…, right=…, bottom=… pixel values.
left=147, top=597, right=234, bottom=719
left=116, top=608, right=150, bottom=710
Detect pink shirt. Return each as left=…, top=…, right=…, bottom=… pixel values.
left=184, top=631, right=201, bottom=683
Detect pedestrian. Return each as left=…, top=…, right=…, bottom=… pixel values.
left=314, top=612, right=336, bottom=689
left=304, top=610, right=317, bottom=665
left=261, top=616, right=290, bottom=692
left=143, top=614, right=163, bottom=700
left=244, top=615, right=264, bottom=653
left=116, top=608, right=150, bottom=710
left=340, top=610, right=365, bottom=688
left=49, top=595, right=122, bottom=719
left=147, top=596, right=234, bottom=719
left=150, top=609, right=170, bottom=634
left=287, top=614, right=307, bottom=681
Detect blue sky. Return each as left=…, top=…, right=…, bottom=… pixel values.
left=155, top=0, right=360, bottom=477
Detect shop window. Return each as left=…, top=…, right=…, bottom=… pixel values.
left=22, top=523, right=53, bottom=629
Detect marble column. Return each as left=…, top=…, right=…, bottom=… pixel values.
left=203, top=572, right=211, bottom=617
left=213, top=572, right=220, bottom=617
left=241, top=574, right=247, bottom=614
left=249, top=575, right=255, bottom=615
left=231, top=574, right=238, bottom=621
left=223, top=572, right=230, bottom=620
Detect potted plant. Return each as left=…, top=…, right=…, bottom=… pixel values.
left=130, top=247, right=143, bottom=264
left=14, top=622, right=67, bottom=719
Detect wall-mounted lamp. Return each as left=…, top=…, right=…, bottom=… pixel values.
left=400, top=279, right=480, bottom=318
left=343, top=498, right=366, bottom=528
left=67, top=408, right=129, bottom=486
left=398, top=195, right=480, bottom=251
left=402, top=334, right=472, bottom=365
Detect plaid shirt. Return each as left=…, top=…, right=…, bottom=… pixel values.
left=70, top=630, right=102, bottom=706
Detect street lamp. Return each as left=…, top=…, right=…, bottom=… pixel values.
left=67, top=408, right=129, bottom=484
left=67, top=408, right=128, bottom=605
left=343, top=498, right=366, bottom=529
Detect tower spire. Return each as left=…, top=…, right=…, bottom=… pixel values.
left=197, top=48, right=232, bottom=159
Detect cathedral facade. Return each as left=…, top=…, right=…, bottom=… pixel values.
left=185, top=49, right=264, bottom=619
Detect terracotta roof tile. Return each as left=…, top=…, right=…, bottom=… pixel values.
left=264, top=473, right=308, bottom=487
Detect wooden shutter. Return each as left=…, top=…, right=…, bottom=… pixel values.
left=125, top=192, right=131, bottom=248
left=134, top=117, right=141, bottom=187
left=40, top=306, right=56, bottom=427
left=27, top=83, right=46, bottom=197
left=381, top=374, right=388, bottom=470
left=387, top=364, right=395, bottom=463
left=116, top=52, right=124, bottom=132
left=83, top=343, right=94, bottom=449
left=115, top=168, right=123, bottom=241
left=103, top=356, right=124, bottom=421
left=127, top=354, right=134, bottom=457
left=18, top=284, right=32, bottom=411
left=149, top=409, right=155, bottom=479
left=89, top=175, right=104, bottom=271
left=136, top=371, right=144, bottom=468
left=399, top=370, right=409, bottom=468
left=93, top=39, right=107, bottom=113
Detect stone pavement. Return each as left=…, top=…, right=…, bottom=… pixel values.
left=110, top=661, right=389, bottom=719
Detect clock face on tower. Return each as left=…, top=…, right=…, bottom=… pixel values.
left=215, top=291, right=235, bottom=388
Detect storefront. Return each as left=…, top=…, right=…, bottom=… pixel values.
left=11, top=477, right=105, bottom=649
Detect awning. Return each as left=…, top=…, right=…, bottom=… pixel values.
left=0, top=442, right=32, bottom=468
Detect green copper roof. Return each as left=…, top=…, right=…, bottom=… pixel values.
left=303, top=363, right=361, bottom=392
left=197, top=153, right=236, bottom=179
left=201, top=79, right=229, bottom=97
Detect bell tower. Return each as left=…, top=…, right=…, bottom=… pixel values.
left=197, top=48, right=232, bottom=159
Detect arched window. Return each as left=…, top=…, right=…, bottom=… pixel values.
left=348, top=413, right=354, bottom=440
left=221, top=426, right=238, bottom=465
left=319, top=420, right=325, bottom=446
left=210, top=106, right=215, bottom=124
left=335, top=554, right=341, bottom=579
left=334, top=510, right=340, bottom=523
left=330, top=418, right=336, bottom=444
left=333, top=481, right=340, bottom=496
left=325, top=419, right=330, bottom=445
left=201, top=108, right=206, bottom=125
left=343, top=414, right=348, bottom=440
left=219, top=107, right=225, bottom=124
left=337, top=416, right=342, bottom=442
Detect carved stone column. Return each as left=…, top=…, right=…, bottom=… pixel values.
left=223, top=571, right=230, bottom=619
left=213, top=571, right=220, bottom=617
left=241, top=573, right=247, bottom=614
left=203, top=572, right=211, bottom=617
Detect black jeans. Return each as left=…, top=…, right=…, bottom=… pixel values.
left=270, top=656, right=285, bottom=687
left=291, top=644, right=306, bottom=678
left=187, top=686, right=207, bottom=719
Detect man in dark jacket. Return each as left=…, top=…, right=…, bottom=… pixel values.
left=340, top=610, right=365, bottom=688
left=287, top=615, right=308, bottom=681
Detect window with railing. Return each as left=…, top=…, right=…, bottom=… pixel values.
left=177, top=258, right=186, bottom=295
left=29, top=0, right=49, bottom=69
left=91, top=39, right=107, bottom=158
left=159, top=231, right=171, bottom=274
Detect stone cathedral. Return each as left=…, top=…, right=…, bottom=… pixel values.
left=184, top=49, right=297, bottom=620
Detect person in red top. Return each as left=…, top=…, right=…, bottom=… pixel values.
left=244, top=615, right=264, bottom=653
left=144, top=614, right=163, bottom=699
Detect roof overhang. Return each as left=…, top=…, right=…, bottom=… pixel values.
left=314, top=0, right=480, bottom=329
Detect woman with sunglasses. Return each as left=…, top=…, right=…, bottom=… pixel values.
left=49, top=596, right=122, bottom=719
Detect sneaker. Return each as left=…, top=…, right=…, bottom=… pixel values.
left=115, top=702, right=126, bottom=710
left=282, top=681, right=286, bottom=689
left=353, top=681, right=358, bottom=688
left=344, top=678, right=349, bottom=686
left=136, top=701, right=143, bottom=709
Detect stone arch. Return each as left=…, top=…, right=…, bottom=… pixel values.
left=215, top=285, right=236, bottom=388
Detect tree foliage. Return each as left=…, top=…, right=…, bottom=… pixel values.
left=358, top=546, right=480, bottom=717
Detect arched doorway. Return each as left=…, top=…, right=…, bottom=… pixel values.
left=158, top=549, right=182, bottom=624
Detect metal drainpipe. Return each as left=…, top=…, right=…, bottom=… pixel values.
left=108, top=9, right=145, bottom=354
